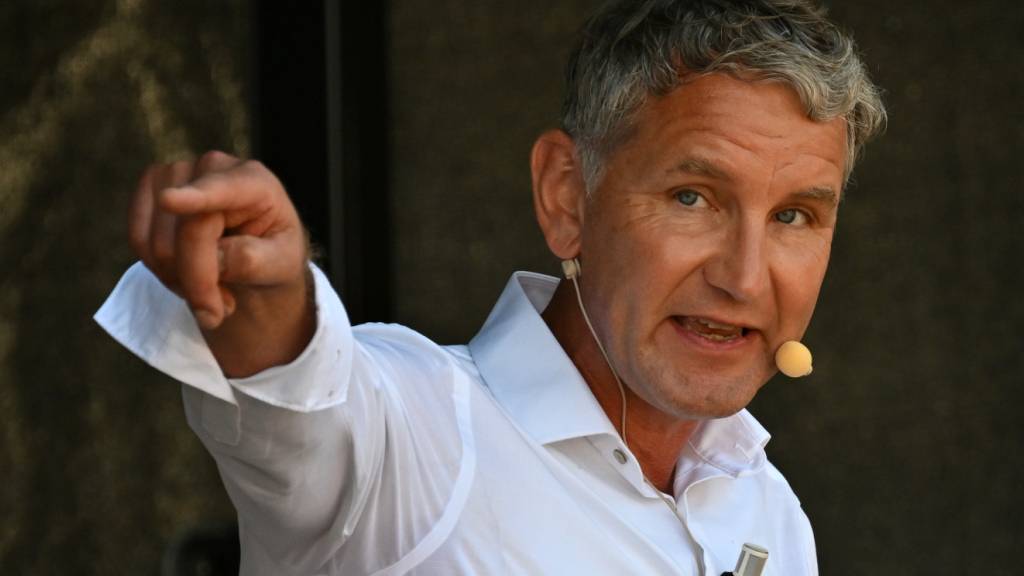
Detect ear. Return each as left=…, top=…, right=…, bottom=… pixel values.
left=531, top=129, right=588, bottom=260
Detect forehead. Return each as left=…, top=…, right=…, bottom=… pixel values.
left=615, top=73, right=847, bottom=184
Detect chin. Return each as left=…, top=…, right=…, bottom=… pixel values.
left=644, top=368, right=767, bottom=421
left=664, top=397, right=749, bottom=421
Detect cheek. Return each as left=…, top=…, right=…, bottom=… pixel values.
left=581, top=218, right=671, bottom=334
left=772, top=224, right=832, bottom=271
left=585, top=202, right=668, bottom=279
left=582, top=197, right=724, bottom=323
left=771, top=234, right=832, bottom=325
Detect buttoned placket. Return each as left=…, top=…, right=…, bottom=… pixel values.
left=591, top=434, right=709, bottom=576
left=673, top=440, right=768, bottom=574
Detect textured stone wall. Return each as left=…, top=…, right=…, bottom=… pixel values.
left=0, top=1, right=248, bottom=573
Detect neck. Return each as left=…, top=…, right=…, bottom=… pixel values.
left=542, top=279, right=698, bottom=494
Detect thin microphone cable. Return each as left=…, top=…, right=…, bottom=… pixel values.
left=565, top=261, right=697, bottom=515
left=566, top=270, right=629, bottom=446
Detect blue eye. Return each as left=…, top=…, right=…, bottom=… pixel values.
left=675, top=190, right=701, bottom=206
left=775, top=209, right=808, bottom=225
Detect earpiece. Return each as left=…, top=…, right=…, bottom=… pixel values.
left=560, top=256, right=628, bottom=443
left=561, top=258, right=581, bottom=280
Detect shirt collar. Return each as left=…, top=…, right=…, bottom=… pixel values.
left=468, top=272, right=772, bottom=476
left=680, top=408, right=771, bottom=483
left=468, top=272, right=617, bottom=445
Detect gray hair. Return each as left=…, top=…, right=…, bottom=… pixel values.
left=562, top=0, right=887, bottom=190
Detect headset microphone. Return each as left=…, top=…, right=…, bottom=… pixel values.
left=775, top=340, right=813, bottom=378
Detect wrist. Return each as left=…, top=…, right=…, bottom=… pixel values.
left=203, top=263, right=317, bottom=378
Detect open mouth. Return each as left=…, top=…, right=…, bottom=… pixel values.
left=674, top=316, right=749, bottom=342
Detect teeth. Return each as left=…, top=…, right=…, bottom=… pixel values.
left=682, top=316, right=744, bottom=340
left=698, top=331, right=735, bottom=341
left=698, top=318, right=737, bottom=331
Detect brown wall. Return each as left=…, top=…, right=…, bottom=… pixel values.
left=2, top=0, right=1022, bottom=574
left=0, top=1, right=247, bottom=572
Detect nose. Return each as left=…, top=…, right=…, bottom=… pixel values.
left=702, top=219, right=770, bottom=304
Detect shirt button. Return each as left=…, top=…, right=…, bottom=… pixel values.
left=613, top=449, right=628, bottom=464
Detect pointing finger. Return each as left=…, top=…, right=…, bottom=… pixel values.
left=194, top=149, right=244, bottom=178
left=158, top=160, right=281, bottom=217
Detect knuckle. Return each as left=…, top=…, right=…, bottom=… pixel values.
left=241, top=159, right=266, bottom=174
left=242, top=160, right=288, bottom=202
left=171, top=159, right=192, bottom=171
left=196, top=150, right=228, bottom=174
left=242, top=159, right=280, bottom=189
left=231, top=243, right=259, bottom=277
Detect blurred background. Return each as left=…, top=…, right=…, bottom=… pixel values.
left=1, top=0, right=1021, bottom=574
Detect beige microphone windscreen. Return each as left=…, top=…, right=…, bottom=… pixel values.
left=775, top=340, right=813, bottom=377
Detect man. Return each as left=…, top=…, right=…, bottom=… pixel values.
left=97, top=0, right=885, bottom=574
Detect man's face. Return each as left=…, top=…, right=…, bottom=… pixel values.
left=579, top=73, right=846, bottom=420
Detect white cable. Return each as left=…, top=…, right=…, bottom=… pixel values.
left=568, top=274, right=629, bottom=446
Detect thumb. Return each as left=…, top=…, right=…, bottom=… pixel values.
left=218, top=232, right=307, bottom=286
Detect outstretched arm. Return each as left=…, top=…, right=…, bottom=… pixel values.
left=103, top=151, right=471, bottom=572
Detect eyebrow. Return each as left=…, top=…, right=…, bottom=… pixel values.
left=792, top=186, right=839, bottom=207
left=670, top=156, right=732, bottom=181
left=670, top=156, right=840, bottom=207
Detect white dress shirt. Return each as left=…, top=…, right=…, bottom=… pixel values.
left=96, top=263, right=817, bottom=576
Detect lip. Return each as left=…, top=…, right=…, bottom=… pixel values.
left=670, top=315, right=759, bottom=352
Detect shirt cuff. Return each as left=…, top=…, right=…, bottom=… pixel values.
left=94, top=261, right=354, bottom=412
